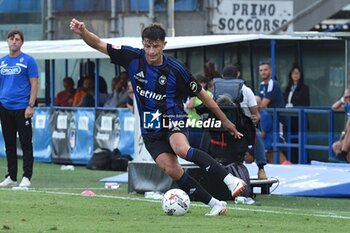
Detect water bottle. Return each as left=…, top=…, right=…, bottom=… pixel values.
left=234, top=196, right=255, bottom=205
left=60, top=165, right=75, bottom=171
left=235, top=196, right=246, bottom=204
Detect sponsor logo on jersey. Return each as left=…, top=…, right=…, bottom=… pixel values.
left=136, top=86, right=166, bottom=100
left=134, top=71, right=147, bottom=83
left=0, top=66, right=21, bottom=75
left=158, top=75, right=167, bottom=85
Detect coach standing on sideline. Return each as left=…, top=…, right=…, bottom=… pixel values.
left=0, top=30, right=39, bottom=188
left=70, top=18, right=246, bottom=216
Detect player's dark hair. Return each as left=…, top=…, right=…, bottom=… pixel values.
left=142, top=23, right=166, bottom=41
left=7, top=30, right=24, bottom=42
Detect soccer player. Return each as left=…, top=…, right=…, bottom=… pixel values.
left=70, top=18, right=246, bottom=216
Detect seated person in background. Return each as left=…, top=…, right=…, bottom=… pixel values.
left=185, top=74, right=212, bottom=148
left=104, top=72, right=129, bottom=108
left=81, top=60, right=108, bottom=106
left=256, top=96, right=292, bottom=165
left=203, top=60, right=221, bottom=80
left=72, top=76, right=94, bottom=107
left=54, top=77, right=76, bottom=107
left=331, top=88, right=350, bottom=163
left=221, top=64, right=267, bottom=180
left=126, top=80, right=134, bottom=113
left=185, top=74, right=212, bottom=121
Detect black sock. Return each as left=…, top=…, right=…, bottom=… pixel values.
left=258, top=164, right=264, bottom=170
left=186, top=147, right=228, bottom=181
left=337, top=151, right=347, bottom=159
left=176, top=172, right=211, bottom=204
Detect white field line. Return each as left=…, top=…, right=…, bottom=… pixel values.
left=5, top=188, right=349, bottom=220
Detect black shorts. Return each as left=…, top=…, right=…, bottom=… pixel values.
left=142, top=128, right=188, bottom=160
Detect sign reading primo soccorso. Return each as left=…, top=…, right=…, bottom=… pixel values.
left=212, top=0, right=293, bottom=34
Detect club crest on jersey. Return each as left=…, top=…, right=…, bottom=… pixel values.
left=158, top=75, right=167, bottom=85
left=190, top=81, right=198, bottom=92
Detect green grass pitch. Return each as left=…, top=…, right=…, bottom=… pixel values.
left=0, top=158, right=349, bottom=233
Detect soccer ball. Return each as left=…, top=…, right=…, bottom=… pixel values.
left=162, top=188, right=190, bottom=216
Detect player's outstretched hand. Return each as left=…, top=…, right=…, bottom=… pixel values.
left=222, top=120, right=243, bottom=139
left=69, top=18, right=85, bottom=35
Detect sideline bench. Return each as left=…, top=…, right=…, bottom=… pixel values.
left=128, top=162, right=279, bottom=195
left=250, top=178, right=278, bottom=194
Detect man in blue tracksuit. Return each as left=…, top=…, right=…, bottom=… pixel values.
left=0, top=30, right=39, bottom=188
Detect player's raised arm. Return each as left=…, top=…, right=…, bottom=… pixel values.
left=69, top=18, right=107, bottom=55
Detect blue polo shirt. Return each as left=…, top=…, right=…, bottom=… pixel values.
left=0, top=52, right=38, bottom=110
left=258, top=79, right=284, bottom=108
left=260, top=109, right=273, bottom=150
left=345, top=102, right=350, bottom=119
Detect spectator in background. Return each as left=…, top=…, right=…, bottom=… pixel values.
left=82, top=60, right=108, bottom=94
left=126, top=80, right=134, bottom=113
left=78, top=76, right=95, bottom=107
left=104, top=71, right=129, bottom=108
left=104, top=77, right=119, bottom=108
left=284, top=65, right=310, bottom=108
left=284, top=65, right=310, bottom=163
left=203, top=61, right=221, bottom=80
left=72, top=76, right=94, bottom=107
left=258, top=61, right=287, bottom=154
left=185, top=74, right=212, bottom=148
left=256, top=96, right=291, bottom=165
left=331, top=88, right=350, bottom=163
left=258, top=61, right=284, bottom=109
left=185, top=74, right=212, bottom=122
left=54, top=77, right=76, bottom=107
left=222, top=64, right=267, bottom=180
left=78, top=61, right=108, bottom=106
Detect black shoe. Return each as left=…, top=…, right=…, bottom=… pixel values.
left=335, top=152, right=347, bottom=161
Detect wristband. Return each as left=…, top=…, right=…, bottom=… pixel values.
left=28, top=103, right=35, bottom=108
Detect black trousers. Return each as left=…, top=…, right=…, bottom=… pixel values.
left=0, top=104, right=33, bottom=181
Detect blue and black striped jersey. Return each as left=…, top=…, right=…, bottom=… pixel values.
left=107, top=43, right=202, bottom=134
